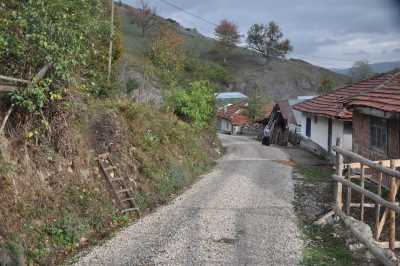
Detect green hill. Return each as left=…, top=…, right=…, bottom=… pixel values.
left=117, top=3, right=349, bottom=100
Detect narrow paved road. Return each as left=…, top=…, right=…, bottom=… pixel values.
left=76, top=134, right=303, bottom=266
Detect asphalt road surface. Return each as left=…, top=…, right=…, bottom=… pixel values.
left=76, top=134, right=303, bottom=266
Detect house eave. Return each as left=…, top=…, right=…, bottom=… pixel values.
left=299, top=110, right=352, bottom=121
left=354, top=106, right=400, bottom=119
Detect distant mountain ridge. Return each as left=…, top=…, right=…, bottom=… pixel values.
left=332, top=60, right=400, bottom=76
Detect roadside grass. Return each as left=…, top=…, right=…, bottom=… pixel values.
left=296, top=165, right=334, bottom=183
left=294, top=159, right=352, bottom=265
left=301, top=224, right=352, bottom=266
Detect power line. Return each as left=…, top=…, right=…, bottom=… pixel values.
left=155, top=0, right=218, bottom=27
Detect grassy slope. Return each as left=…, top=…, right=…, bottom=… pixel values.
left=0, top=97, right=219, bottom=266
left=117, top=3, right=349, bottom=100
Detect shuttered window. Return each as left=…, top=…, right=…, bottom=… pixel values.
left=370, top=117, right=387, bottom=151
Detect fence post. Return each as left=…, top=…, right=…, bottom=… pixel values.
left=389, top=160, right=396, bottom=250
left=335, top=137, right=344, bottom=210
left=375, top=161, right=384, bottom=240
left=346, top=164, right=352, bottom=215
left=360, top=164, right=365, bottom=222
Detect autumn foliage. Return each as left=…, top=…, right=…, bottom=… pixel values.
left=150, top=25, right=186, bottom=86
left=214, top=19, right=240, bottom=62
left=131, top=0, right=157, bottom=36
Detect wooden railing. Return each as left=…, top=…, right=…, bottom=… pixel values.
left=0, top=64, right=52, bottom=135
left=332, top=138, right=399, bottom=266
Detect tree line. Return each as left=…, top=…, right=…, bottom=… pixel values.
left=214, top=19, right=292, bottom=63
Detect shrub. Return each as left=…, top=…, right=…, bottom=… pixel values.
left=1, top=0, right=114, bottom=111
left=126, top=78, right=139, bottom=94
left=185, top=59, right=232, bottom=84
left=45, top=213, right=88, bottom=247
left=171, top=80, right=215, bottom=128
left=158, top=166, right=186, bottom=201
left=205, top=63, right=231, bottom=83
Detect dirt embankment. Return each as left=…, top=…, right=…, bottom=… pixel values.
left=0, top=98, right=220, bottom=266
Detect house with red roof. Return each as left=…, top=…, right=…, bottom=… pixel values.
left=293, top=71, right=399, bottom=156
left=216, top=103, right=251, bottom=135
left=346, top=70, right=400, bottom=160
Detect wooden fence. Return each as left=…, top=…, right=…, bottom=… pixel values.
left=332, top=138, right=400, bottom=266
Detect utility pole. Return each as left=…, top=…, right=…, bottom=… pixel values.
left=107, top=0, right=114, bottom=84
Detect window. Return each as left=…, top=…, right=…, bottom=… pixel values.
left=344, top=121, right=352, bottom=134
left=370, top=117, right=387, bottom=151
left=306, top=117, right=311, bottom=137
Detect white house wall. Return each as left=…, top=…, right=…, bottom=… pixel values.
left=218, top=118, right=232, bottom=133
left=298, top=112, right=352, bottom=152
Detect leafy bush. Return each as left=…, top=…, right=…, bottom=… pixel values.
left=126, top=78, right=139, bottom=94
left=158, top=166, right=186, bottom=201
left=1, top=0, right=114, bottom=111
left=45, top=213, right=88, bottom=247
left=10, top=79, right=53, bottom=112
left=204, top=63, right=231, bottom=83
left=171, top=80, right=215, bottom=128
left=149, top=25, right=186, bottom=88
left=185, top=59, right=232, bottom=84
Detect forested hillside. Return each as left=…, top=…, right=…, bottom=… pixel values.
left=117, top=3, right=349, bottom=100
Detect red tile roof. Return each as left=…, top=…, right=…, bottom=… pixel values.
left=347, top=71, right=400, bottom=113
left=217, top=103, right=250, bottom=125
left=230, top=113, right=251, bottom=125
left=293, top=71, right=399, bottom=120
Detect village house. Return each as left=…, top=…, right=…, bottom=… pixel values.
left=293, top=72, right=398, bottom=157
left=346, top=70, right=400, bottom=160
left=216, top=103, right=251, bottom=135
left=267, top=96, right=315, bottom=146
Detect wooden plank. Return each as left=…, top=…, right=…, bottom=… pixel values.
left=0, top=75, right=29, bottom=84
left=347, top=160, right=400, bottom=170
left=332, top=175, right=400, bottom=213
left=389, top=160, right=396, bottom=250
left=377, top=179, right=400, bottom=240
left=336, top=138, right=344, bottom=210
left=375, top=162, right=384, bottom=240
left=375, top=241, right=400, bottom=249
left=361, top=164, right=365, bottom=222
left=98, top=157, right=124, bottom=209
left=333, top=146, right=400, bottom=179
left=334, top=207, right=397, bottom=266
left=377, top=209, right=389, bottom=240
left=0, top=84, right=17, bottom=92
left=346, top=165, right=352, bottom=215
left=350, top=203, right=376, bottom=208
left=313, top=210, right=335, bottom=225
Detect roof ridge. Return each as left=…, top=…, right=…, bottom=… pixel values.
left=358, top=70, right=400, bottom=95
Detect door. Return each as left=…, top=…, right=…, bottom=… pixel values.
left=306, top=118, right=311, bottom=137
left=328, top=118, right=333, bottom=152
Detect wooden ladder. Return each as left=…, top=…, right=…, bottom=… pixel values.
left=98, top=153, right=140, bottom=215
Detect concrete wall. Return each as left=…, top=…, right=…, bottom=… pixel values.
left=298, top=112, right=352, bottom=153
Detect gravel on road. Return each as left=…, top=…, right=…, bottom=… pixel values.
left=75, top=134, right=303, bottom=266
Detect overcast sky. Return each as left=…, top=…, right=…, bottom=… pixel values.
left=122, top=0, right=400, bottom=68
